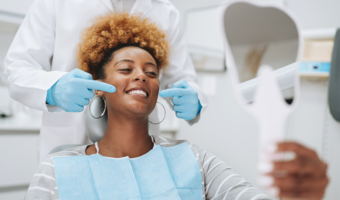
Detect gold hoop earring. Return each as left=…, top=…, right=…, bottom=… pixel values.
left=148, top=102, right=166, bottom=125
left=89, top=95, right=106, bottom=119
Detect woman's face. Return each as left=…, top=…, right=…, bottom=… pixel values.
left=99, top=46, right=159, bottom=118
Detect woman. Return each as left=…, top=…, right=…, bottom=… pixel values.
left=25, top=13, right=328, bottom=200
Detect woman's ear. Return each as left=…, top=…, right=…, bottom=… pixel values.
left=95, top=90, right=105, bottom=97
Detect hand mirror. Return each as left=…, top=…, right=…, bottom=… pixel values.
left=218, top=1, right=302, bottom=197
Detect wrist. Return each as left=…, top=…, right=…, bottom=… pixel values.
left=196, top=99, right=202, bottom=116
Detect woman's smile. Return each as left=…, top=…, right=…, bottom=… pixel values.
left=125, top=87, right=149, bottom=99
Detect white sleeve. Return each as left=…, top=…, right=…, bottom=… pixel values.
left=160, top=7, right=208, bottom=125
left=25, top=157, right=58, bottom=200
left=3, top=0, right=67, bottom=112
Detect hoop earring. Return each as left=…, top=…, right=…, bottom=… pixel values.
left=89, top=95, right=106, bottom=119
left=148, top=102, right=166, bottom=125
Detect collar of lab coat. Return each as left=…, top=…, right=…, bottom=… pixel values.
left=100, top=0, right=153, bottom=15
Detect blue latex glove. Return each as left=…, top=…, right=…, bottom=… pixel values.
left=46, top=69, right=116, bottom=112
left=159, top=80, right=202, bottom=121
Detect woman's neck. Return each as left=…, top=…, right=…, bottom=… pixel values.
left=88, top=111, right=154, bottom=158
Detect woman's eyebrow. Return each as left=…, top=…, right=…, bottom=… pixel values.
left=145, top=62, right=157, bottom=68
left=114, top=59, right=157, bottom=68
left=114, top=59, right=134, bottom=66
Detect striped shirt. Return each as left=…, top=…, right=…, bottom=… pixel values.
left=25, top=136, right=273, bottom=200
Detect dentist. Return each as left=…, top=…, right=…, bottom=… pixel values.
left=4, top=0, right=207, bottom=161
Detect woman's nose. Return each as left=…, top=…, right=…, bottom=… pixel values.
left=133, top=71, right=147, bottom=82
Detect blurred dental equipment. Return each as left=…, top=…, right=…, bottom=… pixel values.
left=240, top=62, right=298, bottom=103
left=0, top=86, right=12, bottom=117
left=328, top=29, right=340, bottom=122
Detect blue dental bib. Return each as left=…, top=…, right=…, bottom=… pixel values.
left=53, top=142, right=203, bottom=200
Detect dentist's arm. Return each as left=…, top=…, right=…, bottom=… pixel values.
left=4, top=0, right=64, bottom=112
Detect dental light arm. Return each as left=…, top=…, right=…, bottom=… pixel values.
left=239, top=62, right=298, bottom=103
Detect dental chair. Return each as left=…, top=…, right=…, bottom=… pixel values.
left=49, top=97, right=106, bottom=154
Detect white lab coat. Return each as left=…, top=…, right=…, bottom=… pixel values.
left=4, top=0, right=208, bottom=162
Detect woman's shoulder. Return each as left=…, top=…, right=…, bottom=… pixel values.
left=24, top=145, right=88, bottom=200
left=154, top=135, right=190, bottom=147
left=37, top=145, right=88, bottom=173
left=154, top=135, right=229, bottom=169
left=153, top=136, right=203, bottom=156
left=47, top=145, right=88, bottom=160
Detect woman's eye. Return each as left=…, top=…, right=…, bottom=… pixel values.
left=147, top=72, right=158, bottom=76
left=119, top=68, right=131, bottom=72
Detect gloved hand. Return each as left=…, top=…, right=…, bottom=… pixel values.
left=46, top=69, right=116, bottom=112
left=159, top=80, right=202, bottom=121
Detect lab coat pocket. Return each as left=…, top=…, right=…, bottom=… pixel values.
left=39, top=126, right=77, bottom=161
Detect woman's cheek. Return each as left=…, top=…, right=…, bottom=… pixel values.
left=151, top=80, right=159, bottom=95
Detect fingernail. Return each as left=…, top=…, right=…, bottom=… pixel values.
left=109, top=86, right=116, bottom=92
left=273, top=170, right=288, bottom=178
left=269, top=152, right=296, bottom=161
left=269, top=152, right=286, bottom=161
left=258, top=163, right=273, bottom=174
left=267, top=187, right=279, bottom=198
left=285, top=152, right=296, bottom=161
left=258, top=176, right=274, bottom=187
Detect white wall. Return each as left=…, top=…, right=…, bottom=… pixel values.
left=0, top=0, right=34, bottom=15
left=286, top=0, right=340, bottom=30
left=0, top=21, right=18, bottom=86
left=171, top=0, right=340, bottom=30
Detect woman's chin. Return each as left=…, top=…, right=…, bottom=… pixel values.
left=108, top=97, right=156, bottom=119
left=125, top=104, right=153, bottom=117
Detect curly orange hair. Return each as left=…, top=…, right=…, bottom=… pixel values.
left=77, top=13, right=170, bottom=80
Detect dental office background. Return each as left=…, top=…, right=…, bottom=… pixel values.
left=0, top=0, right=339, bottom=199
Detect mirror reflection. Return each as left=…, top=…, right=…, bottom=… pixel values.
left=223, top=2, right=300, bottom=104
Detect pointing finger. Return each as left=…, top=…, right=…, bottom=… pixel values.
left=79, top=79, right=116, bottom=93
left=159, top=88, right=187, bottom=97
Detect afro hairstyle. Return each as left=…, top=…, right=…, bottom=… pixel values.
left=77, top=13, right=170, bottom=80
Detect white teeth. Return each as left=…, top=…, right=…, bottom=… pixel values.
left=128, top=90, right=147, bottom=97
